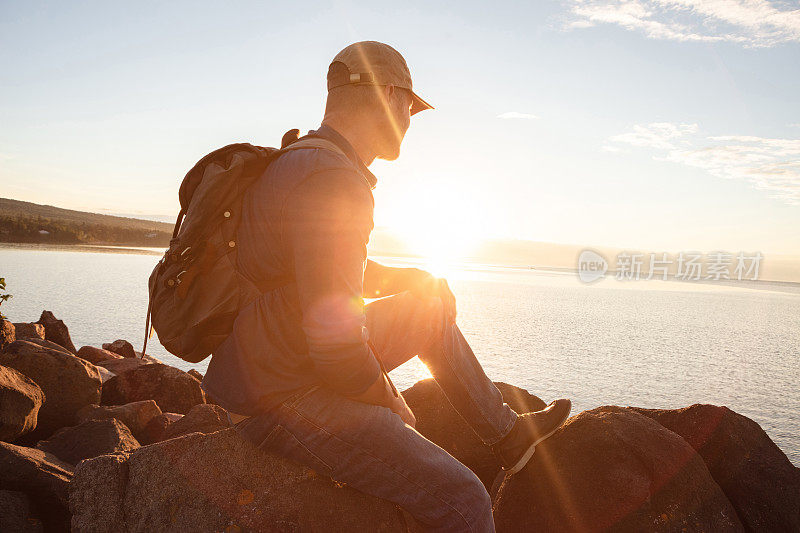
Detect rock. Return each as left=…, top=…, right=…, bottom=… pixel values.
left=0, top=365, right=44, bottom=442
left=77, top=400, right=162, bottom=444
left=0, top=319, right=14, bottom=351
left=632, top=404, right=800, bottom=532
left=137, top=351, right=163, bottom=364
left=35, top=311, right=76, bottom=353
left=0, top=340, right=102, bottom=442
left=492, top=406, right=743, bottom=532
left=403, top=379, right=547, bottom=488
left=94, top=365, right=115, bottom=384
left=0, top=441, right=73, bottom=531
left=36, top=418, right=139, bottom=466
left=140, top=412, right=183, bottom=444
left=161, top=403, right=230, bottom=441
left=187, top=368, right=203, bottom=381
left=76, top=345, right=123, bottom=365
left=13, top=336, right=73, bottom=355
left=12, top=322, right=45, bottom=341
left=97, top=356, right=151, bottom=376
left=102, top=363, right=206, bottom=414
left=102, top=339, right=136, bottom=359
left=69, top=428, right=405, bottom=532
left=0, top=490, right=44, bottom=532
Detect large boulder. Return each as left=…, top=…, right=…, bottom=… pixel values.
left=76, top=345, right=123, bottom=365
left=77, top=400, right=162, bottom=443
left=36, top=418, right=139, bottom=466
left=632, top=404, right=800, bottom=532
left=102, top=339, right=136, bottom=359
left=101, top=363, right=206, bottom=414
left=69, top=428, right=406, bottom=532
left=492, top=406, right=742, bottom=532
left=97, top=357, right=151, bottom=376
left=0, top=365, right=44, bottom=442
left=35, top=311, right=76, bottom=354
left=12, top=322, right=45, bottom=341
left=403, top=379, right=547, bottom=488
left=161, top=403, right=230, bottom=441
left=0, top=489, right=44, bottom=532
left=0, top=441, right=73, bottom=531
left=0, top=340, right=102, bottom=442
left=0, top=319, right=14, bottom=351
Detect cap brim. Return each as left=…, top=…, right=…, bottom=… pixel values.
left=410, top=90, right=434, bottom=116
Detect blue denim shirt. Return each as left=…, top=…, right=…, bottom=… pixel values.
left=201, top=125, right=382, bottom=415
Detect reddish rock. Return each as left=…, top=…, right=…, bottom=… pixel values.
left=12, top=322, right=45, bottom=341
left=403, top=379, right=547, bottom=488
left=0, top=319, right=14, bottom=352
left=101, top=363, right=206, bottom=414
left=77, top=401, right=162, bottom=444
left=69, top=429, right=405, bottom=532
left=97, top=357, right=151, bottom=376
left=35, top=311, right=76, bottom=354
left=632, top=404, right=800, bottom=532
left=161, top=403, right=230, bottom=441
left=94, top=365, right=115, bottom=384
left=492, top=406, right=742, bottom=532
left=14, top=336, right=72, bottom=355
left=36, top=418, right=139, bottom=466
left=0, top=365, right=44, bottom=442
left=140, top=412, right=183, bottom=444
left=187, top=368, right=204, bottom=381
left=0, top=441, right=73, bottom=532
left=0, top=340, right=101, bottom=442
left=76, top=345, right=123, bottom=365
left=102, top=339, right=136, bottom=359
left=0, top=489, right=44, bottom=532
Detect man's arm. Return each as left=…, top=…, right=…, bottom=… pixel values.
left=284, top=169, right=380, bottom=395
left=364, top=260, right=458, bottom=324
left=284, top=169, right=413, bottom=424
left=363, top=260, right=425, bottom=298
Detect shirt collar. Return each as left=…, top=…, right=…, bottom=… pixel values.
left=308, top=124, right=378, bottom=189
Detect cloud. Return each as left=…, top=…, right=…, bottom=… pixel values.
left=608, top=122, right=800, bottom=204
left=609, top=122, right=698, bottom=150
left=497, top=111, right=539, bottom=120
left=567, top=0, right=800, bottom=48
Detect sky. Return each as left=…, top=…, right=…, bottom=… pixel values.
left=1, top=0, right=799, bottom=258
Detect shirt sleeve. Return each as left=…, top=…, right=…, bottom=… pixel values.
left=282, top=167, right=381, bottom=395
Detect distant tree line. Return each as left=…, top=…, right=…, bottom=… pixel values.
left=0, top=215, right=171, bottom=246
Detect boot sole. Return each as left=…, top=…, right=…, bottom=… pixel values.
left=502, top=404, right=572, bottom=475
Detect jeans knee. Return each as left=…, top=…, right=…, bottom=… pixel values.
left=436, top=469, right=493, bottom=532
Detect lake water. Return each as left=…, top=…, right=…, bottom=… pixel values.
left=1, top=243, right=798, bottom=466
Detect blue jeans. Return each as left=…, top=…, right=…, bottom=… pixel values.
left=234, top=291, right=518, bottom=532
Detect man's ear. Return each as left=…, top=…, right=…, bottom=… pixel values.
left=383, top=85, right=396, bottom=102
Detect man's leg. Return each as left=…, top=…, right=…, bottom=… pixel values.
left=365, top=291, right=518, bottom=446
left=234, top=385, right=494, bottom=532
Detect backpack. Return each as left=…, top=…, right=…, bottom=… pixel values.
left=142, top=130, right=345, bottom=363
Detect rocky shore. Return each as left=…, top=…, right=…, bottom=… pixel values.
left=1, top=313, right=798, bottom=532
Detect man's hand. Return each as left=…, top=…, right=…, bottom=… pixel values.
left=407, top=268, right=457, bottom=325
left=347, top=371, right=416, bottom=427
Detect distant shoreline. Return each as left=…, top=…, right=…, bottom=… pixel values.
left=3, top=242, right=799, bottom=291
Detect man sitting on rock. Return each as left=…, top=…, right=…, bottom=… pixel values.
left=201, top=41, right=571, bottom=532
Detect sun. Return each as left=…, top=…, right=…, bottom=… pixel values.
left=392, top=203, right=485, bottom=278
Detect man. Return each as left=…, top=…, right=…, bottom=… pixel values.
left=201, top=41, right=571, bottom=532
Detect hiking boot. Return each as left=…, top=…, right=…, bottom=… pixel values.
left=492, top=398, right=572, bottom=474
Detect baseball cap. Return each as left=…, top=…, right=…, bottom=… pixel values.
left=327, top=41, right=434, bottom=116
